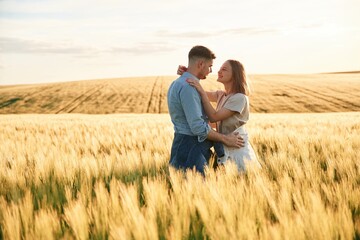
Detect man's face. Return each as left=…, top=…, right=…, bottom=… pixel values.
left=199, top=59, right=213, bottom=80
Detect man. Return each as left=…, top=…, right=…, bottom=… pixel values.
left=167, top=45, right=244, bottom=175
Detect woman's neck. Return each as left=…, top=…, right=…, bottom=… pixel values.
left=223, top=82, right=233, bottom=95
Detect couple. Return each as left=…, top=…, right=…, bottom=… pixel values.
left=167, top=45, right=260, bottom=175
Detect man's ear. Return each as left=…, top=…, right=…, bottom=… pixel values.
left=197, top=59, right=204, bottom=68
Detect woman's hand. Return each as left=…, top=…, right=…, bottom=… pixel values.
left=177, top=65, right=187, bottom=75
left=186, top=78, right=205, bottom=95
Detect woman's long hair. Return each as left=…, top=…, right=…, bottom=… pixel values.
left=228, top=60, right=251, bottom=96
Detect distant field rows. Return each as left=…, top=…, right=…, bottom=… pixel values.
left=0, top=73, right=359, bottom=114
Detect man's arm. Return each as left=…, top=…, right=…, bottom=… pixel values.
left=180, top=84, right=210, bottom=142
left=207, top=129, right=244, bottom=148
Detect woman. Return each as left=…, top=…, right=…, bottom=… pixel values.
left=178, top=60, right=261, bottom=172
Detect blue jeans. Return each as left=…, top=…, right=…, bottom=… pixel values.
left=169, top=133, right=224, bottom=175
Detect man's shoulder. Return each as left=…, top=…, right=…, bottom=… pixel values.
left=170, top=76, right=184, bottom=86
left=169, top=78, right=198, bottom=102
left=169, top=77, right=192, bottom=96
left=169, top=77, right=183, bottom=90
left=172, top=76, right=195, bottom=90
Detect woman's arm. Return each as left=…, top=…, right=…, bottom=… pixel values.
left=187, top=79, right=235, bottom=123
left=206, top=91, right=218, bottom=102
left=177, top=65, right=187, bottom=75
left=177, top=65, right=218, bottom=102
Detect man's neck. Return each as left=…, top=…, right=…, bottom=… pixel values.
left=186, top=66, right=201, bottom=79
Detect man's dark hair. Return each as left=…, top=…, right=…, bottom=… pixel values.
left=188, top=45, right=216, bottom=62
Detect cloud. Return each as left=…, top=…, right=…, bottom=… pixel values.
left=156, top=27, right=279, bottom=38
left=156, top=30, right=217, bottom=38
left=110, top=42, right=177, bottom=55
left=0, top=37, right=98, bottom=55
left=0, top=37, right=178, bottom=56
left=219, top=27, right=279, bottom=35
left=297, top=23, right=324, bottom=29
left=0, top=1, right=86, bottom=16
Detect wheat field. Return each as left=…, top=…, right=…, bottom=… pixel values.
left=0, top=112, right=359, bottom=239
left=1, top=73, right=360, bottom=114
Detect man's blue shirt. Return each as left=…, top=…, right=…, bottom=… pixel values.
left=167, top=72, right=210, bottom=142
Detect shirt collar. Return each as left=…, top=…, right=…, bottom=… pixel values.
left=182, top=72, right=200, bottom=81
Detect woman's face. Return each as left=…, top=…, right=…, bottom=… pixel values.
left=217, top=61, right=232, bottom=84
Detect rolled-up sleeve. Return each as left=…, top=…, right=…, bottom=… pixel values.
left=179, top=84, right=210, bottom=142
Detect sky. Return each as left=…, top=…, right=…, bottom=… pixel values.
left=1, top=0, right=360, bottom=85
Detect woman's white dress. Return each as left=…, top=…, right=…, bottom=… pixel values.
left=215, top=91, right=261, bottom=172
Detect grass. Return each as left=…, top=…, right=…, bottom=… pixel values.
left=0, top=112, right=359, bottom=239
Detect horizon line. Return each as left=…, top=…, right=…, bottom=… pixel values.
left=1, top=70, right=359, bottom=87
